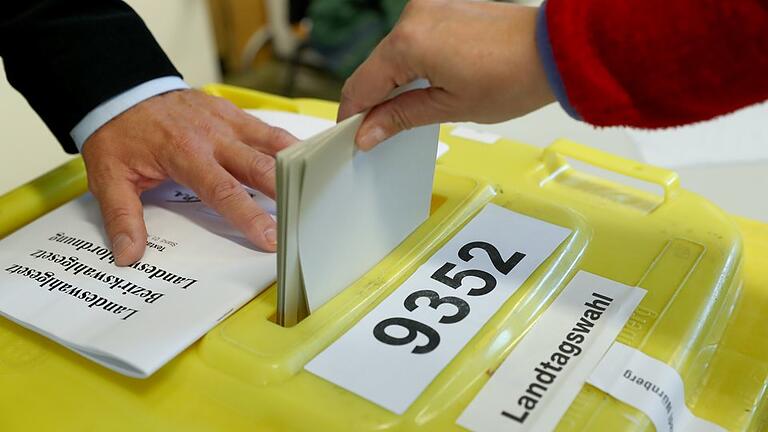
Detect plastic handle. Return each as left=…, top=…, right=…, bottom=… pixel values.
left=542, top=139, right=680, bottom=204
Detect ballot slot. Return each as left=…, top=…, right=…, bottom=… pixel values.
left=198, top=168, right=503, bottom=384
left=287, top=169, right=494, bottom=330
left=263, top=191, right=452, bottom=326
left=199, top=167, right=595, bottom=408
left=275, top=104, right=441, bottom=327
left=539, top=139, right=680, bottom=213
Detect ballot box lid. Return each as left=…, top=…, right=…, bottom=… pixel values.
left=0, top=84, right=763, bottom=431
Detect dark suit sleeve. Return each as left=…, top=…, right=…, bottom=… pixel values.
left=0, top=1, right=182, bottom=153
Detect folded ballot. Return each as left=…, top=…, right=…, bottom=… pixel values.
left=275, top=112, right=439, bottom=326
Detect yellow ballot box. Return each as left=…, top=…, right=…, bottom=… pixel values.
left=0, top=85, right=766, bottom=432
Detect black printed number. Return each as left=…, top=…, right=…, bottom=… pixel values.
left=430, top=263, right=497, bottom=296
left=373, top=317, right=441, bottom=354
left=404, top=289, right=470, bottom=324
left=458, top=241, right=526, bottom=275
left=430, top=242, right=526, bottom=296
left=373, top=240, right=525, bottom=355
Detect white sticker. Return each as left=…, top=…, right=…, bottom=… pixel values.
left=305, top=204, right=571, bottom=414
left=457, top=271, right=646, bottom=432
left=450, top=126, right=502, bottom=144
left=437, top=141, right=450, bottom=159
left=587, top=343, right=726, bottom=432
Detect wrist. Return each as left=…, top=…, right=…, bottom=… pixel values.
left=74, top=76, right=190, bottom=153
left=534, top=2, right=580, bottom=119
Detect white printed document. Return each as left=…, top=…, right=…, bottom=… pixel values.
left=0, top=110, right=334, bottom=378
left=305, top=204, right=572, bottom=414
left=0, top=184, right=277, bottom=378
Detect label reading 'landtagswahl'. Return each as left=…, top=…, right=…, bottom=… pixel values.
left=458, top=271, right=646, bottom=432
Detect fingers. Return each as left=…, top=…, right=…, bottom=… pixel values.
left=338, top=37, right=413, bottom=122
left=237, top=113, right=298, bottom=155
left=82, top=89, right=289, bottom=258
left=90, top=175, right=148, bottom=267
left=356, top=87, right=453, bottom=150
left=217, top=142, right=278, bottom=198
left=172, top=158, right=277, bottom=252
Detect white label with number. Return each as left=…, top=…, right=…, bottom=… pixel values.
left=305, top=204, right=572, bottom=414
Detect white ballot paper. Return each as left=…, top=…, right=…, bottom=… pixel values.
left=306, top=204, right=572, bottom=414
left=457, top=271, right=646, bottom=432
left=0, top=109, right=332, bottom=378
left=275, top=85, right=440, bottom=326
left=587, top=342, right=726, bottom=432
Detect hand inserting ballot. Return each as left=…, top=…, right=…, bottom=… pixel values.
left=81, top=89, right=297, bottom=266
left=337, top=0, right=554, bottom=151
left=339, top=0, right=768, bottom=151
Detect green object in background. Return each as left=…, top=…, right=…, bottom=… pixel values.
left=309, top=0, right=407, bottom=78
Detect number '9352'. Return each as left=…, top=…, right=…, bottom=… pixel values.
left=373, top=241, right=525, bottom=354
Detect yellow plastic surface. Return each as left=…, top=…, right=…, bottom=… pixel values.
left=0, top=84, right=765, bottom=431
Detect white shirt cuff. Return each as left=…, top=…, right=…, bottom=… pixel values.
left=70, top=76, right=190, bottom=152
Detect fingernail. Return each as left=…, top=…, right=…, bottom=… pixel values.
left=112, top=234, right=134, bottom=258
left=264, top=227, right=277, bottom=246
left=358, top=127, right=387, bottom=151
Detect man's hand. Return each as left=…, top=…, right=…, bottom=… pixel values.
left=81, top=89, right=297, bottom=266
left=338, top=0, right=555, bottom=150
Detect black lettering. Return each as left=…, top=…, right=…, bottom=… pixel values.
left=550, top=352, right=570, bottom=366
left=501, top=409, right=529, bottom=423
left=565, top=331, right=585, bottom=344
left=559, top=340, right=582, bottom=356
left=525, top=382, right=547, bottom=399
left=148, top=268, right=167, bottom=280
left=572, top=316, right=595, bottom=333
left=71, top=263, right=87, bottom=276
left=584, top=293, right=613, bottom=312
left=102, top=301, right=120, bottom=312
left=539, top=361, right=563, bottom=372
left=122, top=308, right=140, bottom=320
left=534, top=367, right=556, bottom=384
left=583, top=309, right=603, bottom=320
left=145, top=292, right=164, bottom=304
left=519, top=395, right=538, bottom=410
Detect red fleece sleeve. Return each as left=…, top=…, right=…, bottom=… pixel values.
left=545, top=0, right=768, bottom=128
